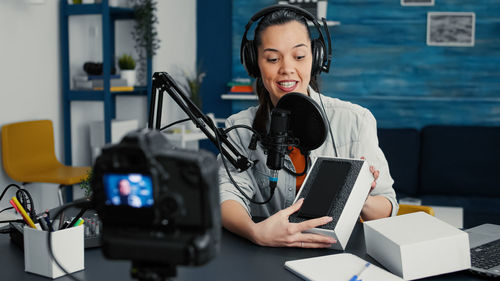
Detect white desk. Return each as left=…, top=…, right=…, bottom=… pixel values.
left=163, top=126, right=207, bottom=150
left=430, top=205, right=464, bottom=229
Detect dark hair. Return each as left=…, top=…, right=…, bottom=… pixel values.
left=251, top=9, right=320, bottom=134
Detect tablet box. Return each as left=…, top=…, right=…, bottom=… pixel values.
left=364, top=212, right=470, bottom=280
left=289, top=157, right=372, bottom=250
left=24, top=225, right=85, bottom=279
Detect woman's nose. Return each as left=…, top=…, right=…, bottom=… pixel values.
left=278, top=57, right=295, bottom=74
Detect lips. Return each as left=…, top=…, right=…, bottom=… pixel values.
left=276, top=80, right=298, bottom=92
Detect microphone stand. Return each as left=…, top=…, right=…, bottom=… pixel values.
left=148, top=72, right=253, bottom=172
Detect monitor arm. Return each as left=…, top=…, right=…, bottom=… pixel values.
left=148, top=72, right=253, bottom=172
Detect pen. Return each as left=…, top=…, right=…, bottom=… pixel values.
left=10, top=197, right=37, bottom=229
left=38, top=216, right=49, bottom=231
left=44, top=211, right=54, bottom=232
left=349, top=262, right=370, bottom=281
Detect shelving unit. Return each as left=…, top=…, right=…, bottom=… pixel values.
left=59, top=0, right=152, bottom=165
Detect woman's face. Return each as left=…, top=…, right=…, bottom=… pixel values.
left=257, top=20, right=312, bottom=106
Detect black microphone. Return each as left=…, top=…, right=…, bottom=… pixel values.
left=266, top=108, right=291, bottom=189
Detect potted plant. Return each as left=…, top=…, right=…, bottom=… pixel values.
left=183, top=66, right=206, bottom=111
left=118, top=54, right=136, bottom=86
left=131, top=0, right=161, bottom=85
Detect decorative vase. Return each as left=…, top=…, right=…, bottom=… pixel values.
left=121, top=70, right=136, bottom=86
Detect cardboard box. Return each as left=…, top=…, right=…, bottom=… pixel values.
left=289, top=157, right=372, bottom=250
left=24, top=225, right=84, bottom=279
left=364, top=212, right=470, bottom=280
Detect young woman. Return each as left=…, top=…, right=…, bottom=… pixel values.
left=218, top=6, right=398, bottom=248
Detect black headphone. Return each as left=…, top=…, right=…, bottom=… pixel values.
left=240, top=4, right=332, bottom=78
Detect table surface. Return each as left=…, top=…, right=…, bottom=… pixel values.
left=0, top=223, right=492, bottom=281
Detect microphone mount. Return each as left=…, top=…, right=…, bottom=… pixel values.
left=148, top=72, right=253, bottom=172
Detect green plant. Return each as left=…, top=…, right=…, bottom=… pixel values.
left=131, top=0, right=160, bottom=58
left=118, top=54, right=136, bottom=70
left=79, top=169, right=93, bottom=197
left=183, top=66, right=206, bottom=110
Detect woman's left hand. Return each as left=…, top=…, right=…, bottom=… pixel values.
left=361, top=157, right=379, bottom=195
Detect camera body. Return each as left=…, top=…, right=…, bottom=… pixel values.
left=91, top=129, right=220, bottom=266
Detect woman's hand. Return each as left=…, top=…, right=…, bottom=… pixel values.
left=251, top=198, right=336, bottom=248
left=361, top=157, right=379, bottom=195
left=360, top=157, right=392, bottom=220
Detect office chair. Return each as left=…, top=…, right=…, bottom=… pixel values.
left=1, top=119, right=90, bottom=205
left=397, top=204, right=435, bottom=216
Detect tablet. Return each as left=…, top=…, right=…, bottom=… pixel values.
left=297, top=160, right=352, bottom=219
left=289, top=156, right=372, bottom=250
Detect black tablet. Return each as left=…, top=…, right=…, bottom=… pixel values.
left=297, top=159, right=352, bottom=219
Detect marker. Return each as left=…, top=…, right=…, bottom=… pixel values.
left=43, top=212, right=54, bottom=232
left=349, top=262, right=371, bottom=281
left=38, top=216, right=49, bottom=231
left=73, top=218, right=85, bottom=227
left=10, top=197, right=37, bottom=229
left=66, top=208, right=86, bottom=229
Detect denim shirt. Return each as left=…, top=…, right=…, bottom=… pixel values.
left=218, top=88, right=399, bottom=218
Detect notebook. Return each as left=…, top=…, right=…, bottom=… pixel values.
left=466, top=223, right=500, bottom=277
left=284, top=253, right=403, bottom=281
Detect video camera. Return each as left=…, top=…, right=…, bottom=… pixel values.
left=91, top=128, right=220, bottom=279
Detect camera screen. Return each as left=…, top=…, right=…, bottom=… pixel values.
left=103, top=173, right=154, bottom=208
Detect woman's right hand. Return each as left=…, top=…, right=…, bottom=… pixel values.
left=251, top=198, right=337, bottom=248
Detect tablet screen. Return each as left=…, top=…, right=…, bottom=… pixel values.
left=297, top=160, right=351, bottom=219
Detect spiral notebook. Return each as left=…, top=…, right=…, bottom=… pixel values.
left=285, top=253, right=403, bottom=281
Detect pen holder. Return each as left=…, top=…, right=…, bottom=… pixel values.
left=23, top=225, right=85, bottom=279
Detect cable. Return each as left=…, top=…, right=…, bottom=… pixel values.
left=0, top=184, right=36, bottom=220
left=159, top=118, right=191, bottom=131
left=46, top=198, right=91, bottom=281
left=0, top=206, right=13, bottom=215
left=215, top=123, right=276, bottom=205
left=318, top=92, right=338, bottom=157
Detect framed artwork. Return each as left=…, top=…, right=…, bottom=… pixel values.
left=427, top=12, right=476, bottom=47
left=401, top=0, right=434, bottom=6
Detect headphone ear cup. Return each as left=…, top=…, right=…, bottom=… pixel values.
left=242, top=40, right=260, bottom=78
left=311, top=39, right=325, bottom=76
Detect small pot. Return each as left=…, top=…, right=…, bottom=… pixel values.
left=121, top=70, right=136, bottom=87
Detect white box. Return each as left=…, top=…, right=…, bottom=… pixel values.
left=364, top=212, right=470, bottom=280
left=24, top=225, right=84, bottom=279
left=289, top=157, right=372, bottom=250
left=89, top=119, right=139, bottom=161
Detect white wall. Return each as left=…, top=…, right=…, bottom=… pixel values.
left=0, top=0, right=62, bottom=215
left=0, top=0, right=196, bottom=213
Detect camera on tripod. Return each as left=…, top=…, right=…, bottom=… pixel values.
left=91, top=129, right=220, bottom=279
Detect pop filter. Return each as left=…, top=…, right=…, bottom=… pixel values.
left=275, top=92, right=328, bottom=152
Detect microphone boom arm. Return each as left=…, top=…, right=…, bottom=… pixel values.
left=148, top=72, right=253, bottom=172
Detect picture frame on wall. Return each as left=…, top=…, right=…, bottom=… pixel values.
left=401, top=0, right=434, bottom=6
left=427, top=12, right=476, bottom=47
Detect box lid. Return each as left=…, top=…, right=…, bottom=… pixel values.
left=365, top=212, right=465, bottom=245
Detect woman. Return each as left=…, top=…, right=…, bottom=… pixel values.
left=218, top=6, right=398, bottom=248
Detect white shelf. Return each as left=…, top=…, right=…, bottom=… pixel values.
left=221, top=94, right=258, bottom=100
left=308, top=20, right=341, bottom=26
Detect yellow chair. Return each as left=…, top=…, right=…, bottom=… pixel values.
left=397, top=204, right=435, bottom=216
left=2, top=119, right=90, bottom=205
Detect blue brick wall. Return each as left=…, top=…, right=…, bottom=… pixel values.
left=231, top=0, right=500, bottom=128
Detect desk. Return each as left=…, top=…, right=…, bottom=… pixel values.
left=0, top=223, right=488, bottom=281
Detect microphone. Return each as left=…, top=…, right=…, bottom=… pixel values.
left=266, top=108, right=291, bottom=189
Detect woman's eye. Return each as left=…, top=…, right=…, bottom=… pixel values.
left=296, top=55, right=305, bottom=60
left=267, top=58, right=278, bottom=63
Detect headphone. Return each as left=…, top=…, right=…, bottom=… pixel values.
left=240, top=4, right=332, bottom=78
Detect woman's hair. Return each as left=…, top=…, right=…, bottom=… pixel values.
left=251, top=8, right=320, bottom=134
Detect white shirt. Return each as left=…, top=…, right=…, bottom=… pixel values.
left=218, top=87, right=399, bottom=218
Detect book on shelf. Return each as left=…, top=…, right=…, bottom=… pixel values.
left=93, top=86, right=134, bottom=92
left=229, top=85, right=253, bottom=93
left=87, top=74, right=121, bottom=80
left=227, top=77, right=252, bottom=87
left=74, top=77, right=128, bottom=89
